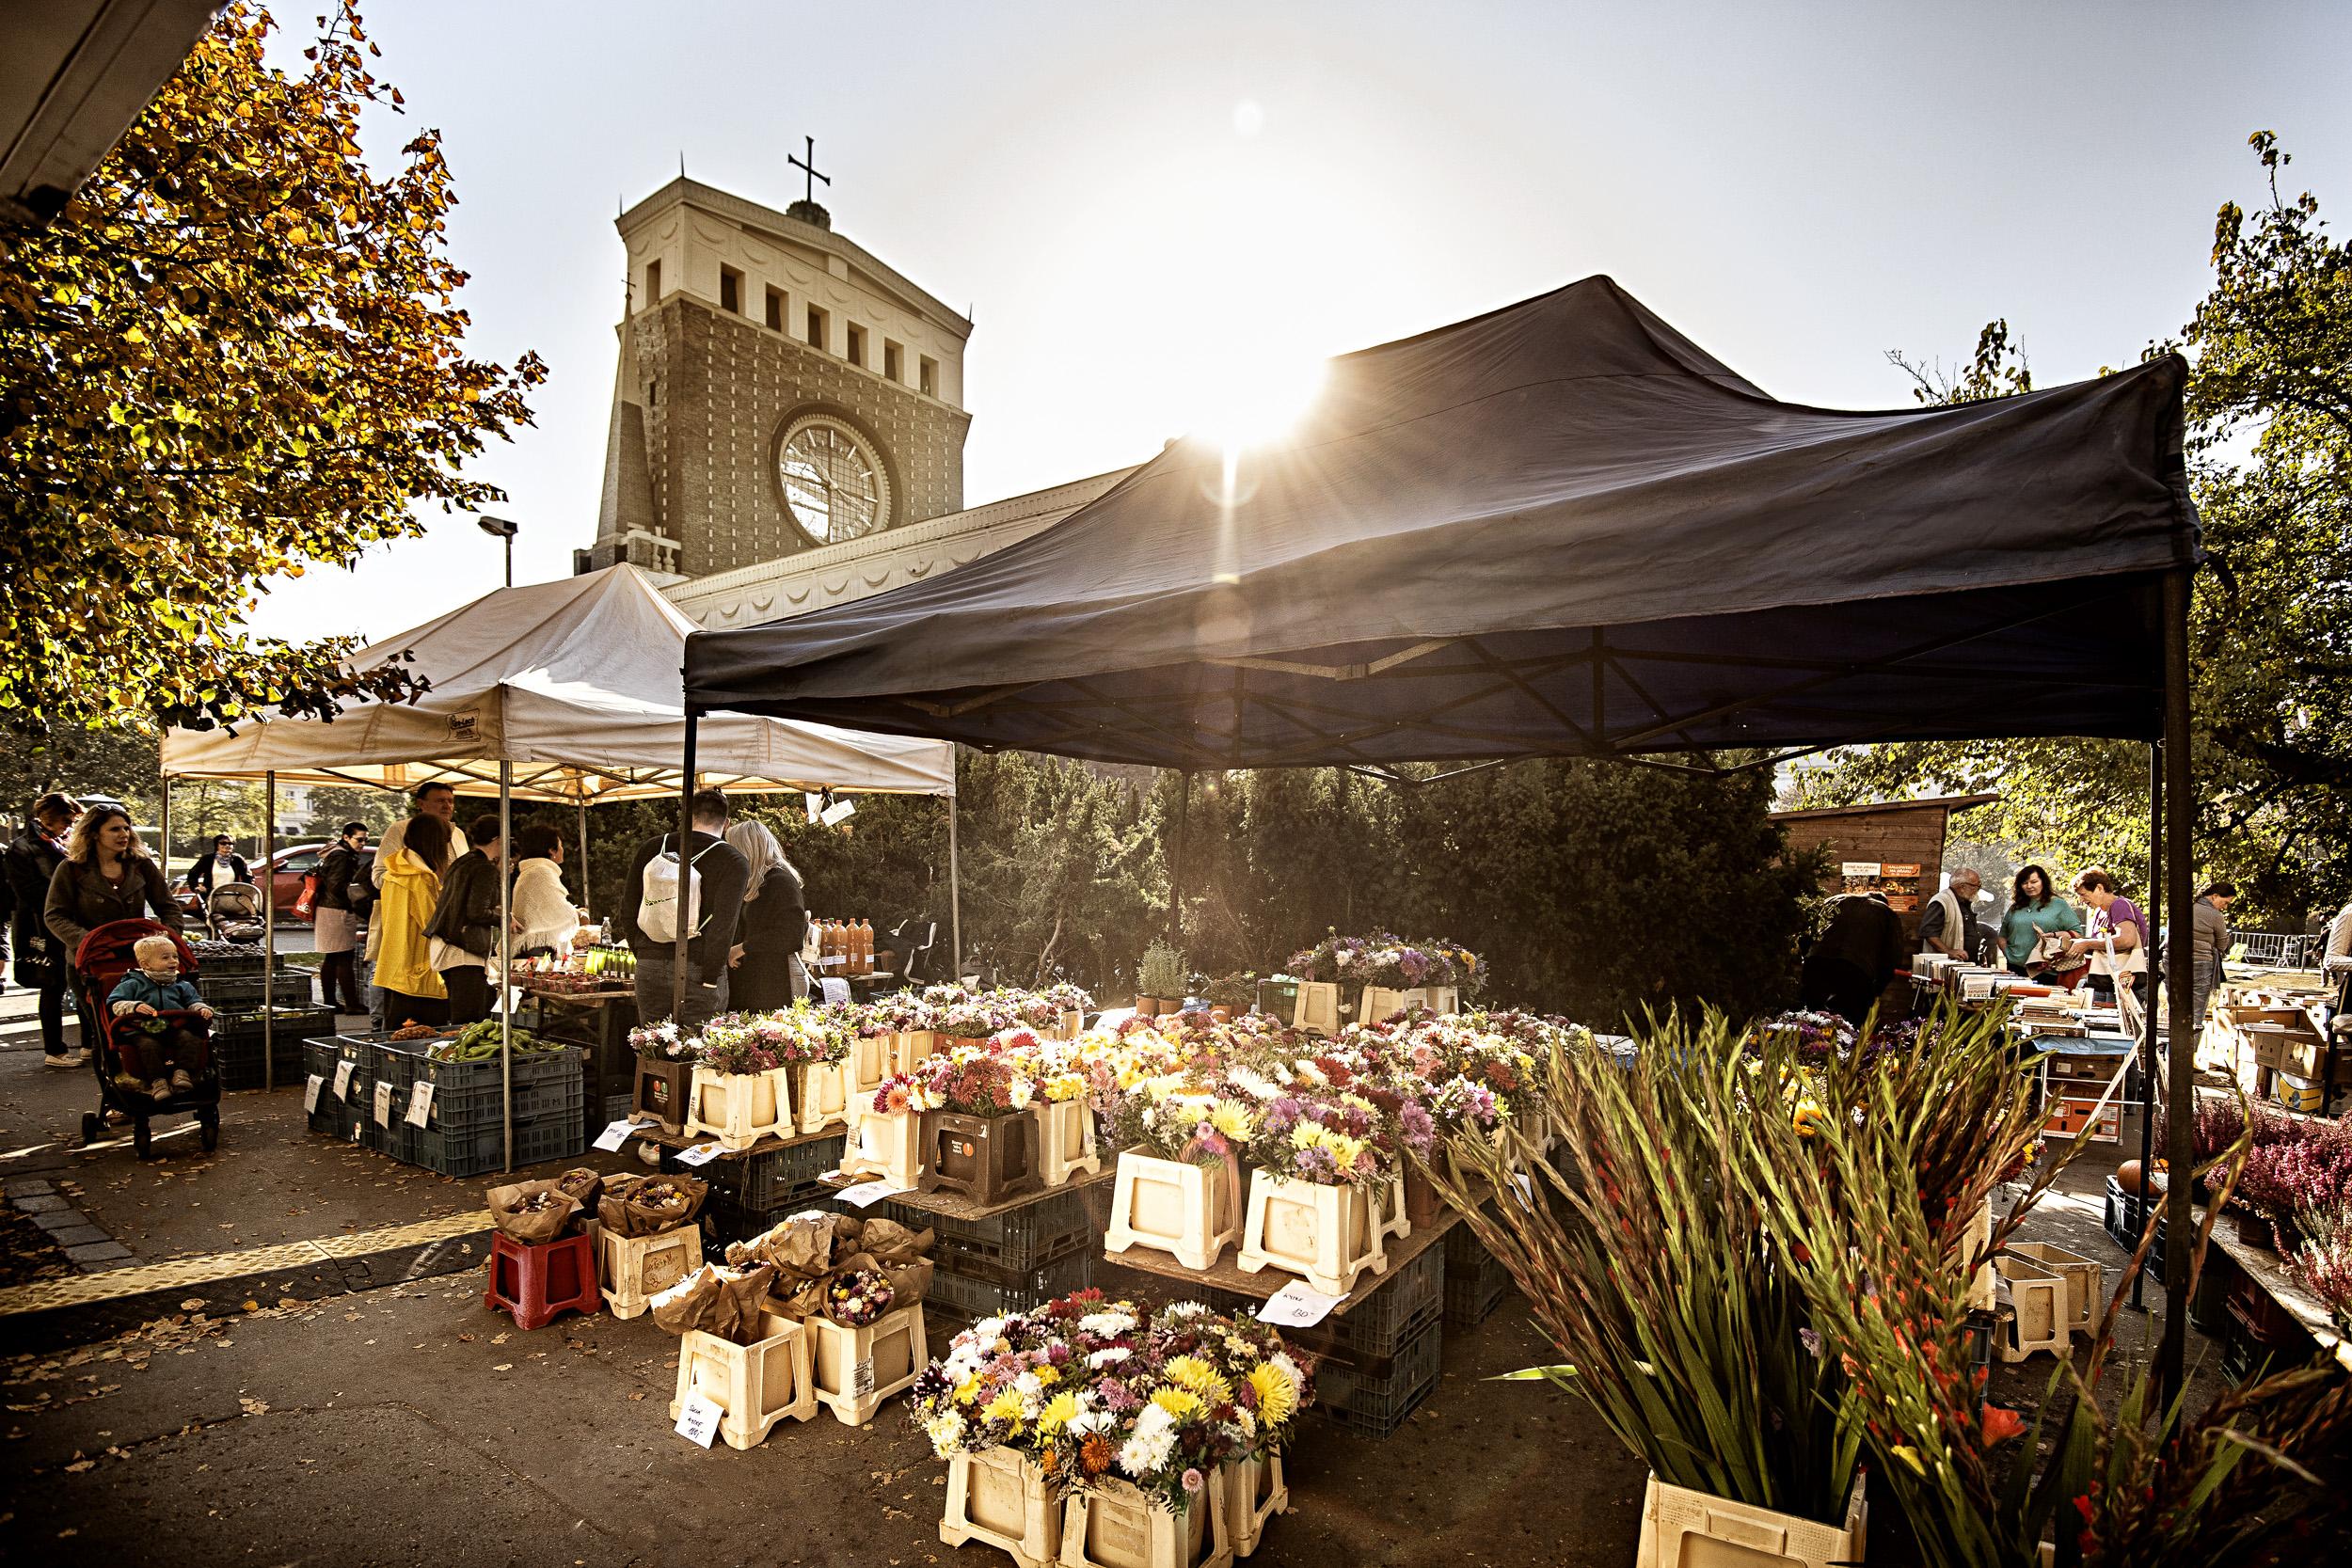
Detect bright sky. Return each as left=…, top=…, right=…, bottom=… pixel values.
left=245, top=0, right=2352, bottom=647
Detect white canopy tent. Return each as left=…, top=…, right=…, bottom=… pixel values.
left=159, top=564, right=960, bottom=1168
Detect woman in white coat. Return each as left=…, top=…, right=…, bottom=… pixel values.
left=509, top=823, right=583, bottom=958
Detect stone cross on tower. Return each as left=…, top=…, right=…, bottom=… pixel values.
left=787, top=135, right=832, bottom=228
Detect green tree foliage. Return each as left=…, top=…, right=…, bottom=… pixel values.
left=1800, top=134, right=2352, bottom=927
left=294, top=784, right=406, bottom=839
left=0, top=3, right=544, bottom=735
left=0, top=722, right=161, bottom=825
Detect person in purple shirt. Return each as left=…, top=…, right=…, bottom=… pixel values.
left=2061, top=868, right=2146, bottom=1003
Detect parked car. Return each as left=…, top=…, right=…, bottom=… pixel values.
left=174, top=842, right=329, bottom=926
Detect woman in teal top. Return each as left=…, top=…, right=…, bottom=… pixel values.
left=2000, top=863, right=2082, bottom=973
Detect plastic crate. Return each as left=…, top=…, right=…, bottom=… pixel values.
left=883, top=1183, right=1093, bottom=1273
left=686, top=1133, right=849, bottom=1209
left=1309, top=1315, right=1444, bottom=1437
left=407, top=1107, right=584, bottom=1179
left=213, top=1006, right=330, bottom=1090
left=369, top=1039, right=582, bottom=1133
left=2101, top=1176, right=2169, bottom=1277
left=302, top=1037, right=360, bottom=1139
left=700, top=1183, right=844, bottom=1247
left=924, top=1243, right=1095, bottom=1327
left=1963, top=1308, right=1995, bottom=1413
left=198, top=967, right=318, bottom=1009
left=1442, top=1248, right=1511, bottom=1328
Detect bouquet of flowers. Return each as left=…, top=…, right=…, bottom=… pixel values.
left=909, top=1292, right=1313, bottom=1512
left=826, top=1267, right=895, bottom=1327
left=691, top=1014, right=779, bottom=1076
left=1286, top=929, right=1486, bottom=996
left=629, top=1019, right=698, bottom=1063
left=1249, top=1082, right=1388, bottom=1187
left=935, top=989, right=1020, bottom=1041
left=866, top=990, right=938, bottom=1035
left=1001, top=1031, right=1092, bottom=1105
left=878, top=1037, right=1036, bottom=1117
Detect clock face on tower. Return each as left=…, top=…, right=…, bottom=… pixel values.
left=775, top=413, right=891, bottom=546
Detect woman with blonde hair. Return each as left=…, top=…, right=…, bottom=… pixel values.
left=43, top=803, right=182, bottom=962
left=366, top=811, right=453, bottom=1030
left=724, top=818, right=808, bottom=1009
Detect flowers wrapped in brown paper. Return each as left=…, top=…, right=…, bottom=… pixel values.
left=648, top=1262, right=780, bottom=1344
left=831, top=1214, right=935, bottom=1308
left=485, top=1180, right=582, bottom=1244
left=725, top=1211, right=838, bottom=1317
left=551, top=1167, right=605, bottom=1209
left=597, top=1173, right=708, bottom=1237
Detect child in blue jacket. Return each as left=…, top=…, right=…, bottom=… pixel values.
left=107, top=933, right=215, bottom=1099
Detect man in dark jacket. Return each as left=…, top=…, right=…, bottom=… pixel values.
left=312, top=821, right=371, bottom=1014
left=185, top=835, right=251, bottom=897
left=1800, top=892, right=1909, bottom=1026
left=619, top=787, right=748, bottom=1029
left=424, top=815, right=506, bottom=1025
left=2, top=795, right=81, bottom=1066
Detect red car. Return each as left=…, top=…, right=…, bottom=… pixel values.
left=175, top=842, right=330, bottom=926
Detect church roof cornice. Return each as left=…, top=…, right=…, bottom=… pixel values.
left=619, top=176, right=971, bottom=339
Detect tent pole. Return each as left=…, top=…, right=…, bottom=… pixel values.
left=2157, top=570, right=2196, bottom=1406
left=1170, top=769, right=1188, bottom=952
left=262, top=770, right=276, bottom=1092
left=674, top=711, right=698, bottom=1023
left=499, top=762, right=514, bottom=1175
left=947, top=781, right=962, bottom=981
left=159, top=777, right=172, bottom=899
left=2130, top=740, right=2159, bottom=1313
left=576, top=800, right=592, bottom=919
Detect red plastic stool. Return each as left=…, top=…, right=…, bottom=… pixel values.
left=485, top=1230, right=601, bottom=1330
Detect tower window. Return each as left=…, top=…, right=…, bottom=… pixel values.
left=882, top=340, right=903, bottom=383
left=805, top=304, right=829, bottom=350
left=644, top=260, right=661, bottom=307
left=764, top=285, right=785, bottom=331
left=718, top=265, right=743, bottom=314
left=918, top=356, right=938, bottom=397
left=846, top=323, right=866, bottom=368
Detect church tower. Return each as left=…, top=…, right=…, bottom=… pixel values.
left=577, top=169, right=973, bottom=581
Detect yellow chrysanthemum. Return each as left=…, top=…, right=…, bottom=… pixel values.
left=1034, top=1363, right=1060, bottom=1386
left=983, top=1388, right=1028, bottom=1432
left=1290, top=1123, right=1327, bottom=1150
left=1209, top=1101, right=1254, bottom=1139
left=1150, top=1386, right=1203, bottom=1421
left=953, top=1375, right=982, bottom=1406
left=1036, top=1390, right=1082, bottom=1436
left=1162, top=1354, right=1233, bottom=1406
left=1247, top=1362, right=1298, bottom=1425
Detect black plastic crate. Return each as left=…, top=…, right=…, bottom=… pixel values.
left=884, top=1183, right=1093, bottom=1273
left=699, top=1183, right=844, bottom=1247
left=1309, top=1315, right=1444, bottom=1437
left=302, top=1037, right=361, bottom=1140
left=924, top=1243, right=1095, bottom=1326
left=368, top=1039, right=581, bottom=1132
left=213, top=1007, right=330, bottom=1090
left=198, top=968, right=318, bottom=1009
left=407, top=1106, right=584, bottom=1178
left=2102, top=1176, right=2169, bottom=1277
left=1442, top=1249, right=1511, bottom=1329
left=689, top=1133, right=848, bottom=1209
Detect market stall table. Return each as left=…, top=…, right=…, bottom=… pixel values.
left=517, top=984, right=640, bottom=1122
left=2209, top=1227, right=2352, bottom=1377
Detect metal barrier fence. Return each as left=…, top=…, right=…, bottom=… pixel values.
left=2228, top=929, right=2321, bottom=970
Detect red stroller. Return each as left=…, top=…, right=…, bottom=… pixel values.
left=72, top=920, right=222, bottom=1159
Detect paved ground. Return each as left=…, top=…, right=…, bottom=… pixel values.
left=0, top=988, right=2244, bottom=1567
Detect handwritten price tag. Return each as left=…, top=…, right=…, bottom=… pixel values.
left=331, top=1059, right=356, bottom=1101
left=405, top=1080, right=435, bottom=1129
left=675, top=1142, right=725, bottom=1167
left=303, top=1074, right=323, bottom=1114
left=592, top=1117, right=643, bottom=1153
left=673, top=1392, right=723, bottom=1449
left=1256, top=1279, right=1346, bottom=1328
left=373, top=1080, right=395, bottom=1128
left=834, top=1179, right=908, bottom=1209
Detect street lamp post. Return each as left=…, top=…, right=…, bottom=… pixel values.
left=477, top=514, right=519, bottom=587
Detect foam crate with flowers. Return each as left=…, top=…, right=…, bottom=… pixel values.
left=1235, top=1076, right=1398, bottom=1296
left=1099, top=1030, right=1260, bottom=1271
left=883, top=1036, right=1043, bottom=1205
left=684, top=1015, right=792, bottom=1150
left=628, top=1019, right=700, bottom=1134
left=913, top=1291, right=1313, bottom=1566
left=1002, top=1028, right=1104, bottom=1187
left=1285, top=931, right=1485, bottom=1030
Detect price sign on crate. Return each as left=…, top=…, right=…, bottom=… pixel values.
left=332, top=1059, right=356, bottom=1101
left=373, top=1081, right=395, bottom=1128
left=405, top=1080, right=434, bottom=1129
left=675, top=1142, right=725, bottom=1167
left=673, top=1392, right=723, bottom=1449
left=1257, top=1279, right=1346, bottom=1328
left=303, top=1075, right=323, bottom=1114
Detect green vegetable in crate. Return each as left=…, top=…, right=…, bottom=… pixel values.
left=428, top=1020, right=559, bottom=1060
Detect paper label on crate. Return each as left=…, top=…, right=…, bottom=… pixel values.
left=303, top=1074, right=323, bottom=1114
left=332, top=1059, right=356, bottom=1101
left=1256, top=1280, right=1347, bottom=1328
left=675, top=1142, right=725, bottom=1167
left=834, top=1179, right=910, bottom=1209
left=673, top=1392, right=723, bottom=1449
left=819, top=977, right=851, bottom=1006
left=852, top=1358, right=876, bottom=1397
left=1512, top=1171, right=1537, bottom=1212
left=373, top=1081, right=395, bottom=1128
left=405, top=1080, right=435, bottom=1129
left=592, top=1117, right=643, bottom=1153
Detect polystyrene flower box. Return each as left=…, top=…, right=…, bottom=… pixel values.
left=1236, top=1171, right=1390, bottom=1298
left=942, top=1447, right=1060, bottom=1568
left=1225, top=1454, right=1288, bottom=1560
left=1358, top=985, right=1428, bottom=1024
left=2009, top=1241, right=2102, bottom=1335
left=848, top=1031, right=896, bottom=1096
left=893, top=1029, right=942, bottom=1075
left=1104, top=1147, right=1242, bottom=1272
left=840, top=1094, right=924, bottom=1190
left=794, top=1058, right=850, bottom=1134
left=802, top=1301, right=927, bottom=1426
left=1373, top=1172, right=1411, bottom=1245
left=1635, top=1469, right=1866, bottom=1568
left=1422, top=986, right=1459, bottom=1016
left=921, top=1108, right=1041, bottom=1206
left=668, top=1307, right=816, bottom=1449
left=685, top=1065, right=791, bottom=1151
left=1995, top=1254, right=2069, bottom=1362
left=1036, top=1096, right=1102, bottom=1189
left=596, top=1221, right=702, bottom=1322
left=1060, top=1478, right=1232, bottom=1568
left=1290, top=983, right=1340, bottom=1037
left=632, top=1056, right=696, bottom=1135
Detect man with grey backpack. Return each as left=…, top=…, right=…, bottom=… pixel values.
left=617, top=786, right=749, bottom=1030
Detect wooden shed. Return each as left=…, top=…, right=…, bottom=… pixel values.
left=1771, top=793, right=2000, bottom=949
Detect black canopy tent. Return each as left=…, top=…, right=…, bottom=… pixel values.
left=676, top=277, right=2204, bottom=1391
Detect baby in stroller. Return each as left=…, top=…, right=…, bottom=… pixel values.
left=107, top=933, right=215, bottom=1101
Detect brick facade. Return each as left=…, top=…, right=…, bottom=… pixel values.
left=629, top=295, right=970, bottom=579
